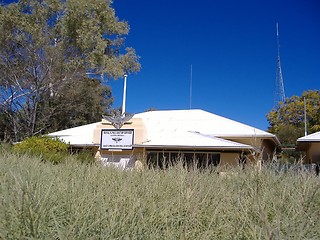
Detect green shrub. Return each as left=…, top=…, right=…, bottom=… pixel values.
left=13, top=136, right=69, bottom=164
left=74, top=150, right=96, bottom=165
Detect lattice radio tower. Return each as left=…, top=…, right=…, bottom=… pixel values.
left=275, top=22, right=286, bottom=104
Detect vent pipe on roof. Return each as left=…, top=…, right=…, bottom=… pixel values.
left=304, top=97, right=307, bottom=136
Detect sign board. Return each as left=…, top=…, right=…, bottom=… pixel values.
left=100, top=129, right=134, bottom=150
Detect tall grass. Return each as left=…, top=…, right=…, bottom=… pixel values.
left=1, top=148, right=320, bottom=239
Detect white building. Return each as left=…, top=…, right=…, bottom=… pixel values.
left=48, top=109, right=281, bottom=169
left=296, top=131, right=320, bottom=164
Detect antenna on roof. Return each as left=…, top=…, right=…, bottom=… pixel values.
left=275, top=22, right=286, bottom=105
left=304, top=96, right=307, bottom=136
left=189, top=64, right=192, bottom=109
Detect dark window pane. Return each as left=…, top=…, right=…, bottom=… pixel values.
left=208, top=153, right=220, bottom=166
left=147, top=152, right=158, bottom=168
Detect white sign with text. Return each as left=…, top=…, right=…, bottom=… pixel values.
left=100, top=129, right=134, bottom=150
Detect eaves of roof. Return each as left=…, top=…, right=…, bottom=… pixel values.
left=135, top=131, right=253, bottom=150
left=297, top=131, right=320, bottom=142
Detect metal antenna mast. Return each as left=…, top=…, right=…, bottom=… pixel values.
left=275, top=22, right=286, bottom=104
left=189, top=64, right=192, bottom=109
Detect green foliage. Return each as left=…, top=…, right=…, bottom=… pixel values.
left=1, top=152, right=320, bottom=239
left=45, top=77, right=113, bottom=132
left=73, top=149, right=96, bottom=165
left=276, top=125, right=304, bottom=147
left=267, top=90, right=320, bottom=146
left=0, top=0, right=140, bottom=142
left=13, top=136, right=69, bottom=163
left=61, top=0, right=140, bottom=76
left=281, top=148, right=304, bottom=163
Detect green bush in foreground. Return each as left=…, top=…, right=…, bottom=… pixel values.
left=0, top=151, right=320, bottom=239
left=12, top=136, right=69, bottom=164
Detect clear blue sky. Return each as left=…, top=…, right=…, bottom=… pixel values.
left=2, top=0, right=319, bottom=130
left=109, top=0, right=320, bottom=130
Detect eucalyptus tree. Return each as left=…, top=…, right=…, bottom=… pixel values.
left=0, top=0, right=140, bottom=142
left=267, top=90, right=320, bottom=146
left=46, top=77, right=114, bottom=133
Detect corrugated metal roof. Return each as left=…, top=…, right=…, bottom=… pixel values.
left=47, top=109, right=280, bottom=148
left=297, top=131, right=320, bottom=142
left=48, top=122, right=100, bottom=146
left=136, top=109, right=277, bottom=138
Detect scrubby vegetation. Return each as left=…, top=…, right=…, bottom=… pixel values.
left=1, top=147, right=319, bottom=239
left=12, top=136, right=95, bottom=164
left=12, top=136, right=69, bottom=164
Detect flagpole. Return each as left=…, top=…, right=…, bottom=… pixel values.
left=122, top=74, right=127, bottom=116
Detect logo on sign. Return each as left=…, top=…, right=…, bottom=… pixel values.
left=112, top=137, right=122, bottom=143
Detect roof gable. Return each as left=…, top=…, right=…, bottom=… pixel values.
left=297, top=131, right=320, bottom=142
left=134, top=109, right=275, bottom=138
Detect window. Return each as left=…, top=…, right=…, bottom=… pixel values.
left=147, top=150, right=220, bottom=170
